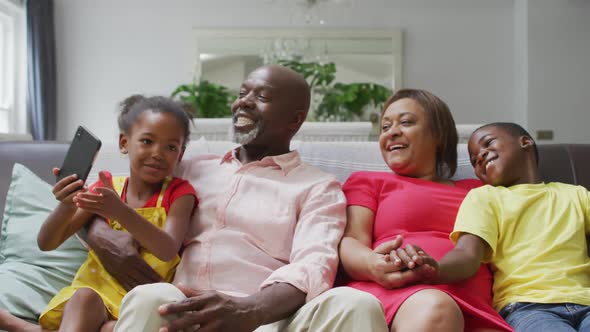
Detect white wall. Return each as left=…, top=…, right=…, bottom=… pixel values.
left=54, top=0, right=517, bottom=141
left=527, top=0, right=590, bottom=144
left=55, top=0, right=590, bottom=144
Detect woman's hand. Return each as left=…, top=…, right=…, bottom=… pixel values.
left=370, top=235, right=405, bottom=273
left=51, top=167, right=85, bottom=205
left=369, top=236, right=406, bottom=288
left=370, top=238, right=438, bottom=288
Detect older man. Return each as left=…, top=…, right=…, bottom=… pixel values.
left=87, top=65, right=388, bottom=332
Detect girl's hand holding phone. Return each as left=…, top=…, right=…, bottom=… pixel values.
left=51, top=167, right=86, bottom=205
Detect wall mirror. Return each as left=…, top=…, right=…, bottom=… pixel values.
left=191, top=28, right=402, bottom=124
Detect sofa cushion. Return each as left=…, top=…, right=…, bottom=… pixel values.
left=0, top=164, right=87, bottom=321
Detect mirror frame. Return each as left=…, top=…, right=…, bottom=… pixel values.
left=192, top=28, right=403, bottom=90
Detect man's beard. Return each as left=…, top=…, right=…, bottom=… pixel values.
left=231, top=119, right=262, bottom=145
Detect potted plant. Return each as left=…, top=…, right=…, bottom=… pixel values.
left=316, top=82, right=391, bottom=121
left=277, top=59, right=391, bottom=122
left=171, top=80, right=235, bottom=118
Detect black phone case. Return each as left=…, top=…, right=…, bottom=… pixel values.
left=56, top=126, right=102, bottom=183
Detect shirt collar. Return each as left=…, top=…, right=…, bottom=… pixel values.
left=220, top=146, right=301, bottom=175
left=221, top=148, right=237, bottom=164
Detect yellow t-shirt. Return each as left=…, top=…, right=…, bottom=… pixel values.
left=451, top=182, right=590, bottom=311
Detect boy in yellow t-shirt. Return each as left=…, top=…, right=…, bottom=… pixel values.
left=403, top=122, right=590, bottom=332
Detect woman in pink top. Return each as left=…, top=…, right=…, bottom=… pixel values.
left=338, top=89, right=513, bottom=332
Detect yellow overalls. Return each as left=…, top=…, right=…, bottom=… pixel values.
left=39, top=176, right=180, bottom=329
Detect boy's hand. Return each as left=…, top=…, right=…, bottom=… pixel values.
left=397, top=244, right=439, bottom=282
left=392, top=244, right=438, bottom=270
left=51, top=167, right=85, bottom=205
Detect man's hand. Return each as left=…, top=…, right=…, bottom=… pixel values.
left=158, top=285, right=258, bottom=332
left=86, top=218, right=163, bottom=291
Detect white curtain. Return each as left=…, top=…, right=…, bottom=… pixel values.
left=0, top=0, right=26, bottom=134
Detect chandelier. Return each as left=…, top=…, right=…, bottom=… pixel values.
left=262, top=0, right=351, bottom=64
left=267, top=0, right=352, bottom=25
left=261, top=38, right=314, bottom=64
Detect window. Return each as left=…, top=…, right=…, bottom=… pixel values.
left=0, top=0, right=26, bottom=134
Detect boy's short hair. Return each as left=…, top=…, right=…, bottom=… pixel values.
left=475, top=122, right=539, bottom=164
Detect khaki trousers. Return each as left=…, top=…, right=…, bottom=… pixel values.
left=113, top=284, right=388, bottom=332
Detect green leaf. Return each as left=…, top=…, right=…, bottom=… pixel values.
left=171, top=80, right=234, bottom=118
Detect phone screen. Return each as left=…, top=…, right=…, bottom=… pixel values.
left=57, top=126, right=102, bottom=183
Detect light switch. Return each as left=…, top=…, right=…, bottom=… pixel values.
left=536, top=130, right=554, bottom=140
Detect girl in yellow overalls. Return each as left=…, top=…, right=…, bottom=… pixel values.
left=0, top=96, right=197, bottom=332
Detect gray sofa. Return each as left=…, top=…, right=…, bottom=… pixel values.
left=0, top=140, right=589, bottom=323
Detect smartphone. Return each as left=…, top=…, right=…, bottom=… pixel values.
left=56, top=126, right=102, bottom=183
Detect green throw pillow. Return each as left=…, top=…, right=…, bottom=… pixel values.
left=0, top=164, right=87, bottom=321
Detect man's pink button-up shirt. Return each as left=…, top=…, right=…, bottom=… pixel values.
left=174, top=149, right=346, bottom=301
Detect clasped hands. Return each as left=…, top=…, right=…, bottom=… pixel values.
left=369, top=235, right=439, bottom=289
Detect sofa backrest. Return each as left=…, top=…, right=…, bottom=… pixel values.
left=1, top=140, right=590, bottom=226
left=0, top=142, right=70, bottom=221
left=537, top=144, right=590, bottom=190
